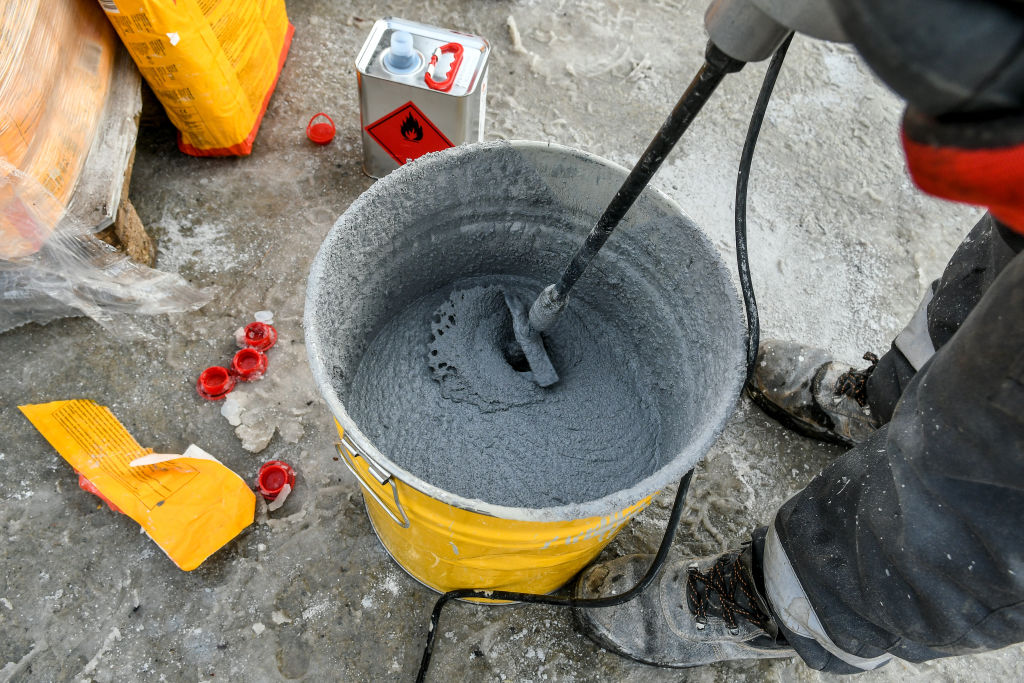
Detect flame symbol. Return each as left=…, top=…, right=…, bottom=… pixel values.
left=400, top=113, right=423, bottom=142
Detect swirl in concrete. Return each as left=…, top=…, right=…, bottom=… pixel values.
left=347, top=276, right=662, bottom=508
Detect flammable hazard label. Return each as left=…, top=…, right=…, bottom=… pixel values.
left=364, top=101, right=454, bottom=165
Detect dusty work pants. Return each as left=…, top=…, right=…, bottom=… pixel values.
left=756, top=213, right=1024, bottom=673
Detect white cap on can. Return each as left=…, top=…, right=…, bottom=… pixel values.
left=383, top=30, right=418, bottom=74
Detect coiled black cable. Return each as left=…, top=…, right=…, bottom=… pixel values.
left=415, top=33, right=794, bottom=682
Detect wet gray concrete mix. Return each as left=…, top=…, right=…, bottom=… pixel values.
left=347, top=277, right=661, bottom=508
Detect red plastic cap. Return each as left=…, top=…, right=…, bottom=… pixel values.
left=197, top=366, right=236, bottom=400
left=257, top=460, right=296, bottom=500
left=243, top=321, right=278, bottom=351
left=306, top=113, right=335, bottom=145
left=232, top=347, right=268, bottom=381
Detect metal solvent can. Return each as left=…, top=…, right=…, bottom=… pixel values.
left=356, top=18, right=490, bottom=178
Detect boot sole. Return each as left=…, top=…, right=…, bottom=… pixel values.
left=571, top=607, right=701, bottom=669
left=571, top=606, right=794, bottom=669
left=745, top=385, right=854, bottom=449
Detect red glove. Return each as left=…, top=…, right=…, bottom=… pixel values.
left=902, top=110, right=1024, bottom=234
left=826, top=1, right=1023, bottom=232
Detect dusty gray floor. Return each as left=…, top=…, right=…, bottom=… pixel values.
left=2, top=0, right=1022, bottom=681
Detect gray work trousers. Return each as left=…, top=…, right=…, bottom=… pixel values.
left=756, top=213, right=1024, bottom=673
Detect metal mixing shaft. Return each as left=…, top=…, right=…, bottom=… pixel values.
left=526, top=44, right=744, bottom=335
left=519, top=0, right=849, bottom=387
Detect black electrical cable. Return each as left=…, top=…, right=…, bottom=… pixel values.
left=738, top=33, right=793, bottom=380
left=414, top=33, right=794, bottom=682
left=414, top=470, right=693, bottom=683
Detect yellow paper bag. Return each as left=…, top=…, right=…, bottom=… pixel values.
left=97, top=0, right=293, bottom=156
left=20, top=399, right=255, bottom=570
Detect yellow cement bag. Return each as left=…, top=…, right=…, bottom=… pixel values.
left=0, top=0, right=117, bottom=257
left=98, top=0, right=293, bottom=156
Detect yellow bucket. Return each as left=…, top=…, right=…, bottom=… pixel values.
left=305, top=141, right=745, bottom=595
left=336, top=424, right=652, bottom=594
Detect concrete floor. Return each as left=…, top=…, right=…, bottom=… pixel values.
left=2, top=0, right=1021, bottom=681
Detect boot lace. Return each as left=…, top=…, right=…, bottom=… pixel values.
left=685, top=553, right=770, bottom=635
left=834, top=352, right=879, bottom=407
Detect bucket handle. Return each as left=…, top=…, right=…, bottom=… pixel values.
left=336, top=439, right=410, bottom=529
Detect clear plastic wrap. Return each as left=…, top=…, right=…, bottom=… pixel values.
left=1, top=1, right=210, bottom=333
left=1, top=0, right=115, bottom=256
left=0, top=162, right=211, bottom=334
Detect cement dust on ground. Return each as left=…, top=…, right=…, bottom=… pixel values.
left=1, top=1, right=1020, bottom=682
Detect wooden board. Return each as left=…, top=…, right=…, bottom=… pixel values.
left=67, top=42, right=154, bottom=266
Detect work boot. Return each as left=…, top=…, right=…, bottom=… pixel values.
left=746, top=340, right=881, bottom=447
left=573, top=545, right=793, bottom=668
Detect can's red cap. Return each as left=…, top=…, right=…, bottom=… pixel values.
left=231, top=347, right=268, bottom=381
left=197, top=366, right=236, bottom=400
left=306, top=113, right=335, bottom=145
left=257, top=460, right=296, bottom=500
left=243, top=321, right=278, bottom=351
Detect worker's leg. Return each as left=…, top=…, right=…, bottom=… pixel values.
left=750, top=212, right=1024, bottom=445
left=867, top=213, right=1024, bottom=421
left=765, top=247, right=1024, bottom=671
left=573, top=247, right=1024, bottom=672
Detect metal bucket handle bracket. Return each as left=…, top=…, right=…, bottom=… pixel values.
left=336, top=437, right=411, bottom=528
